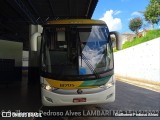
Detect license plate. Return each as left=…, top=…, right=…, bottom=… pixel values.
left=73, top=98, right=86, bottom=103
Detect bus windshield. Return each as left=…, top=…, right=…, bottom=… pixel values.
left=41, top=25, right=113, bottom=80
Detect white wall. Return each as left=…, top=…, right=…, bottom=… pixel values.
left=0, top=40, right=23, bottom=67
left=114, top=38, right=160, bottom=82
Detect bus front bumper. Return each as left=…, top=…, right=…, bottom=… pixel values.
left=41, top=86, right=115, bottom=106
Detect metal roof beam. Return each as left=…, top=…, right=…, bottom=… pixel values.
left=27, top=0, right=44, bottom=24
left=5, top=0, right=29, bottom=23
left=87, top=0, right=98, bottom=18
left=85, top=0, right=92, bottom=18
left=68, top=0, right=71, bottom=17
left=48, top=0, right=55, bottom=18
left=14, top=0, right=37, bottom=24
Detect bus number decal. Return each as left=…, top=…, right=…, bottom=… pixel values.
left=60, top=84, right=75, bottom=88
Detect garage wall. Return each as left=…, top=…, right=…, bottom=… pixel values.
left=0, top=39, right=23, bottom=81
left=114, top=37, right=160, bottom=82
left=0, top=39, right=23, bottom=67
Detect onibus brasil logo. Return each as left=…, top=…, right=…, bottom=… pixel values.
left=1, top=110, right=42, bottom=117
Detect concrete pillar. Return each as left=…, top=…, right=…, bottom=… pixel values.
left=28, top=25, right=42, bottom=85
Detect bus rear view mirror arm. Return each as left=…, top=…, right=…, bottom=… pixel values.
left=110, top=31, right=122, bottom=50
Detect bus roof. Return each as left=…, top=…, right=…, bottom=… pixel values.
left=46, top=19, right=105, bottom=25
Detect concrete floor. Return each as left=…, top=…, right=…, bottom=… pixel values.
left=0, top=71, right=41, bottom=112
left=0, top=71, right=159, bottom=120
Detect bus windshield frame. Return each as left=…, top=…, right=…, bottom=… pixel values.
left=40, top=24, right=114, bottom=80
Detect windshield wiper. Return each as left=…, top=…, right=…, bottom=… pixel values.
left=77, top=28, right=100, bottom=79
left=81, top=53, right=100, bottom=79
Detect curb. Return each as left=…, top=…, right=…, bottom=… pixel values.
left=115, top=75, right=160, bottom=93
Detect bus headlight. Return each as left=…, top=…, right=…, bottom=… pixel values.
left=106, top=79, right=115, bottom=89
left=106, top=82, right=114, bottom=88
left=46, top=85, right=52, bottom=91
left=42, top=84, right=52, bottom=91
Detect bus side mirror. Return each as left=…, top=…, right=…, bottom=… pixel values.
left=109, top=31, right=122, bottom=50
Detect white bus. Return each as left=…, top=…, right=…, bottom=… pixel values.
left=38, top=19, right=121, bottom=106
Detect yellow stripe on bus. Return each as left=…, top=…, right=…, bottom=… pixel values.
left=47, top=19, right=105, bottom=25
left=45, top=78, right=97, bottom=89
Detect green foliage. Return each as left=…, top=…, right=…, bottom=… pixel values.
left=144, top=0, right=160, bottom=29
left=113, top=47, right=118, bottom=52
left=150, top=0, right=160, bottom=4
left=123, top=29, right=160, bottom=49
left=129, top=17, right=143, bottom=35
left=113, top=29, right=160, bottom=52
